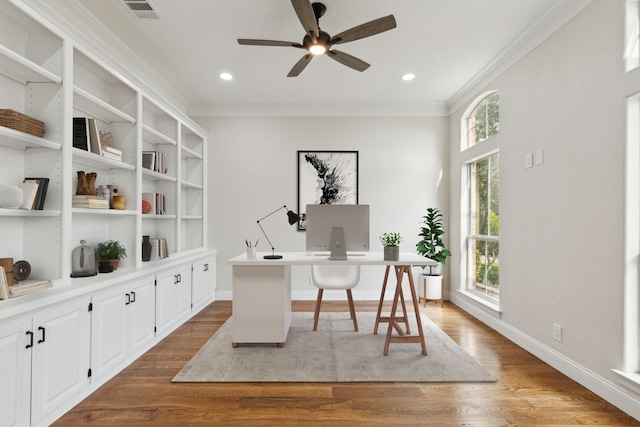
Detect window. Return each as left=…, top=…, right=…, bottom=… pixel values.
left=461, top=91, right=500, bottom=305
left=625, top=0, right=640, bottom=71
left=467, top=153, right=500, bottom=301
left=467, top=92, right=499, bottom=147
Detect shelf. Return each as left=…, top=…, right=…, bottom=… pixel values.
left=142, top=124, right=177, bottom=146
left=0, top=126, right=61, bottom=151
left=181, top=145, right=202, bottom=160
left=73, top=148, right=135, bottom=171
left=181, top=180, right=203, bottom=190
left=181, top=215, right=203, bottom=220
left=0, top=209, right=61, bottom=217
left=142, top=168, right=177, bottom=182
left=0, top=44, right=62, bottom=85
left=72, top=208, right=137, bottom=216
left=142, top=214, right=177, bottom=220
left=73, top=87, right=136, bottom=124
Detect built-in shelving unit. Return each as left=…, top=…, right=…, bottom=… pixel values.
left=0, top=1, right=213, bottom=426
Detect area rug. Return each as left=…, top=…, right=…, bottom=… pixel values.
left=172, top=312, right=495, bottom=383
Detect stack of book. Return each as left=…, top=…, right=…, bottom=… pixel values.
left=149, top=237, right=169, bottom=261
left=19, top=177, right=49, bottom=210
left=142, top=151, right=167, bottom=174
left=72, top=195, right=109, bottom=209
left=102, top=145, right=122, bottom=161
left=9, top=279, right=52, bottom=298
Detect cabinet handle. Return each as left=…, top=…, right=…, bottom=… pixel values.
left=178, top=273, right=182, bottom=282
left=204, top=263, right=209, bottom=271
left=125, top=293, right=131, bottom=305
left=37, top=326, right=46, bottom=344
left=130, top=291, right=136, bottom=303
left=26, top=331, right=34, bottom=349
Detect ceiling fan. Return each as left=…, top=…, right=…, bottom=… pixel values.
left=238, top=0, right=397, bottom=77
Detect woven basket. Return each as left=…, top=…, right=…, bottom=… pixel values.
left=0, top=109, right=44, bottom=137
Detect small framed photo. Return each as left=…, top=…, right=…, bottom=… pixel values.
left=0, top=266, right=8, bottom=300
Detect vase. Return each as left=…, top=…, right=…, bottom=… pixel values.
left=383, top=246, right=399, bottom=261
left=142, top=235, right=151, bottom=262
left=76, top=171, right=97, bottom=195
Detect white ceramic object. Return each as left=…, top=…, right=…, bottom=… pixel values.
left=0, top=185, right=23, bottom=208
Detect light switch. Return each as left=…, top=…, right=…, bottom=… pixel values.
left=535, top=149, right=544, bottom=166
left=525, top=153, right=533, bottom=169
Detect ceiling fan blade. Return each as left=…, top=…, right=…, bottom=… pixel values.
left=287, top=54, right=313, bottom=77
left=238, top=39, right=301, bottom=47
left=291, top=0, right=319, bottom=40
left=330, top=15, right=397, bottom=45
left=327, top=50, right=370, bottom=72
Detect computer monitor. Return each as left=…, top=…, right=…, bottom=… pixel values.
left=305, top=204, right=370, bottom=260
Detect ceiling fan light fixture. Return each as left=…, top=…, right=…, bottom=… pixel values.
left=309, top=44, right=326, bottom=55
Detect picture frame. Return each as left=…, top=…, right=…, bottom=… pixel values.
left=297, top=150, right=359, bottom=230
left=0, top=266, right=8, bottom=300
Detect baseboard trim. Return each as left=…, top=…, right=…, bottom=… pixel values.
left=450, top=292, right=640, bottom=422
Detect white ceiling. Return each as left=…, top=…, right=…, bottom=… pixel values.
left=78, top=0, right=589, bottom=116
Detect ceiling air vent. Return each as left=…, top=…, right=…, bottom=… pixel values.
left=121, top=0, right=162, bottom=20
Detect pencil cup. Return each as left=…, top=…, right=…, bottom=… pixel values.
left=247, top=247, right=256, bottom=259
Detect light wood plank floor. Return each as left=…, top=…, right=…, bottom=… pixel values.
left=54, top=300, right=639, bottom=426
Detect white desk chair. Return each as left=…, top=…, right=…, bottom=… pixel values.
left=311, top=264, right=360, bottom=331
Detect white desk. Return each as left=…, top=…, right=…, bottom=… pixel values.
left=228, top=252, right=436, bottom=355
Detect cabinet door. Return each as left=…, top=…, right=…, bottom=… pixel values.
left=31, top=297, right=91, bottom=425
left=0, top=317, right=32, bottom=427
left=155, top=269, right=178, bottom=336
left=129, top=276, right=156, bottom=354
left=176, top=266, right=192, bottom=321
left=91, top=284, right=128, bottom=383
left=192, top=258, right=216, bottom=310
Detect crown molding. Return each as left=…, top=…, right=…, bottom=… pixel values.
left=189, top=102, right=450, bottom=117
left=446, top=0, right=594, bottom=114
left=19, top=0, right=190, bottom=116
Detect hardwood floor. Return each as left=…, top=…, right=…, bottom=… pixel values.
left=54, top=300, right=639, bottom=426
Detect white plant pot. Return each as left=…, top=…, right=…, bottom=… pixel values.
left=424, top=274, right=443, bottom=300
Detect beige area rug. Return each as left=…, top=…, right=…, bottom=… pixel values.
left=173, top=312, right=495, bottom=383
left=173, top=312, right=495, bottom=382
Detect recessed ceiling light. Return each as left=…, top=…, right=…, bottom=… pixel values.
left=401, top=73, right=415, bottom=81
left=219, top=72, right=233, bottom=81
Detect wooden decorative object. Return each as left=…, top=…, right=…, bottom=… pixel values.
left=0, top=257, right=14, bottom=286
left=0, top=109, right=44, bottom=137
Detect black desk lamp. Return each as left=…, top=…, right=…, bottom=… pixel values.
left=257, top=205, right=300, bottom=259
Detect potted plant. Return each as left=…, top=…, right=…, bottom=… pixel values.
left=380, top=232, right=403, bottom=261
left=96, top=240, right=127, bottom=271
left=416, top=208, right=451, bottom=304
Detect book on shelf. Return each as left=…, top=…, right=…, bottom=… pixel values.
left=73, top=117, right=89, bottom=151
left=149, top=237, right=169, bottom=261
left=88, top=118, right=103, bottom=156
left=23, top=177, right=49, bottom=210
left=8, top=279, right=53, bottom=298
left=101, top=151, right=122, bottom=161
left=18, top=182, right=39, bottom=210
left=142, top=192, right=165, bottom=214
left=142, top=151, right=166, bottom=174
left=72, top=195, right=109, bottom=209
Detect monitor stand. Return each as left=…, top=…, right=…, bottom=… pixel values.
left=329, top=226, right=347, bottom=260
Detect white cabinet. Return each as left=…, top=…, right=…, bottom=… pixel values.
left=156, top=264, right=192, bottom=338
left=91, top=277, right=155, bottom=384
left=0, top=317, right=32, bottom=427
left=0, top=297, right=91, bottom=427
left=192, top=256, right=216, bottom=311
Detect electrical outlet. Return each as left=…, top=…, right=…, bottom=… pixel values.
left=553, top=323, right=562, bottom=342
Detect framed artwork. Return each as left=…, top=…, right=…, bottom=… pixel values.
left=297, top=150, right=359, bottom=230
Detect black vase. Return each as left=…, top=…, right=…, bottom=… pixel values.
left=142, top=235, right=151, bottom=262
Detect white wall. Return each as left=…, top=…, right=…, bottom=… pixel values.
left=195, top=116, right=449, bottom=298
left=449, top=0, right=640, bottom=418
